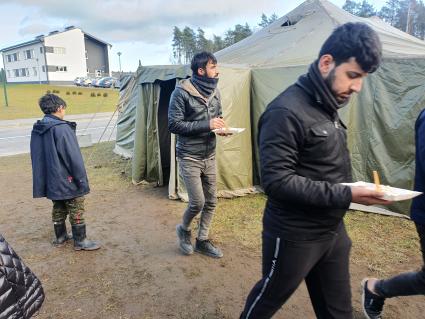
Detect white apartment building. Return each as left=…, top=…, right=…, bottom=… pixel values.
left=1, top=26, right=111, bottom=84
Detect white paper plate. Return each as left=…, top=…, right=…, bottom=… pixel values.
left=341, top=181, right=422, bottom=201
left=213, top=127, right=245, bottom=134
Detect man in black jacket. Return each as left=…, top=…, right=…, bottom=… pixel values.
left=240, top=23, right=391, bottom=319
left=30, top=94, right=100, bottom=251
left=168, top=52, right=227, bottom=258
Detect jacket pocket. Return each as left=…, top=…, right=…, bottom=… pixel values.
left=310, top=125, right=330, bottom=138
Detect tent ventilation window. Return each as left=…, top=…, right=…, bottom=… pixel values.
left=280, top=13, right=307, bottom=28
left=281, top=18, right=294, bottom=27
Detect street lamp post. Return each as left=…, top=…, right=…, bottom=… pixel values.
left=117, top=52, right=122, bottom=73
left=1, top=68, right=8, bottom=107
left=36, top=58, right=41, bottom=85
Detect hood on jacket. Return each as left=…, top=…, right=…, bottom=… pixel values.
left=177, top=78, right=217, bottom=103
left=32, top=114, right=76, bottom=135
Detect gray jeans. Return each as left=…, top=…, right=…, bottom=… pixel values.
left=179, top=157, right=217, bottom=240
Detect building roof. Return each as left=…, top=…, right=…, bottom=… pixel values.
left=1, top=27, right=111, bottom=53
left=83, top=31, right=112, bottom=47
left=0, top=39, right=42, bottom=53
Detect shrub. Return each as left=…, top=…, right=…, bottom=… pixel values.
left=66, top=91, right=70, bottom=95
left=90, top=92, right=96, bottom=97
left=72, top=91, right=77, bottom=95
left=78, top=91, right=83, bottom=95
left=46, top=90, right=51, bottom=94
left=97, top=92, right=101, bottom=97
left=103, top=92, right=108, bottom=97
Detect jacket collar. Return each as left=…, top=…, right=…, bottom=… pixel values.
left=177, top=78, right=217, bottom=105
left=44, top=114, right=77, bottom=129
left=296, top=61, right=348, bottom=118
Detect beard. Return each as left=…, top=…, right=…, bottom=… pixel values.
left=324, top=68, right=351, bottom=104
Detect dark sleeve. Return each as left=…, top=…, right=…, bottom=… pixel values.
left=417, top=113, right=425, bottom=165
left=168, top=89, right=211, bottom=136
left=259, top=108, right=351, bottom=208
left=56, top=127, right=88, bottom=188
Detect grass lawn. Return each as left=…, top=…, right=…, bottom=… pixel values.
left=0, top=84, right=119, bottom=120
left=88, top=142, right=420, bottom=278
left=213, top=194, right=419, bottom=277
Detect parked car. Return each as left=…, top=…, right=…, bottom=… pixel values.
left=113, top=79, right=121, bottom=89
left=74, top=77, right=84, bottom=86
left=98, top=77, right=117, bottom=88
left=91, top=78, right=101, bottom=87
left=81, top=77, right=93, bottom=87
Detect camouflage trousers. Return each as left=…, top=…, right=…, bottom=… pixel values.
left=52, top=196, right=85, bottom=225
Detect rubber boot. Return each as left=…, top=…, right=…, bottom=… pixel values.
left=71, top=224, right=100, bottom=251
left=53, top=221, right=72, bottom=246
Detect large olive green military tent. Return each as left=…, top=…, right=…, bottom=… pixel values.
left=114, top=0, right=425, bottom=213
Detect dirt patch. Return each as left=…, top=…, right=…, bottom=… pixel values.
left=0, top=147, right=423, bottom=318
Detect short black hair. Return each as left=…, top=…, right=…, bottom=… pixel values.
left=319, top=22, right=382, bottom=73
left=190, top=51, right=217, bottom=75
left=38, top=94, right=67, bottom=114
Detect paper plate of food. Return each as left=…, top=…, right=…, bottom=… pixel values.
left=341, top=181, right=422, bottom=201
left=213, top=127, right=245, bottom=134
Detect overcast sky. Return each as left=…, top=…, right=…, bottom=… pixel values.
left=0, top=0, right=388, bottom=72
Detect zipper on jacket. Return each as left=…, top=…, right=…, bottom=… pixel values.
left=334, top=118, right=351, bottom=181
left=204, top=101, right=210, bottom=159
left=334, top=121, right=340, bottom=129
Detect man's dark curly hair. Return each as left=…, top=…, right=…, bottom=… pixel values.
left=191, top=51, right=217, bottom=75
left=319, top=22, right=382, bottom=73
left=38, top=94, right=67, bottom=114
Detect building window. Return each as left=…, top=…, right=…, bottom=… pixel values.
left=6, top=53, right=19, bottom=62
left=7, top=70, right=11, bottom=78
left=46, top=65, right=67, bottom=72
left=19, top=68, right=29, bottom=77
left=57, top=66, right=67, bottom=72
left=42, top=65, right=46, bottom=72
left=40, top=47, right=43, bottom=53
left=54, top=47, right=66, bottom=54
left=24, top=49, right=34, bottom=59
left=45, top=46, right=66, bottom=54
left=33, top=67, right=37, bottom=76
left=13, top=69, right=19, bottom=77
left=85, top=50, right=88, bottom=59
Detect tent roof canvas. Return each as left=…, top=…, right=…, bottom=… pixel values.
left=215, top=0, right=425, bottom=68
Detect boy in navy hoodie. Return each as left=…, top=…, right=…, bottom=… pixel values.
left=30, top=94, right=100, bottom=251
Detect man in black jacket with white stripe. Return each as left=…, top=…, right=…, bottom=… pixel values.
left=240, top=23, right=391, bottom=319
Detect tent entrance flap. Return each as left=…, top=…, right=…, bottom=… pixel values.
left=157, top=79, right=175, bottom=186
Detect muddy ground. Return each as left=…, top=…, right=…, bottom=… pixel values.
left=0, top=150, right=424, bottom=319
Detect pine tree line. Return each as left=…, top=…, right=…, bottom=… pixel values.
left=343, top=0, right=425, bottom=39
left=171, top=13, right=278, bottom=64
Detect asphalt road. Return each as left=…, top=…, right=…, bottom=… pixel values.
left=0, top=112, right=118, bottom=156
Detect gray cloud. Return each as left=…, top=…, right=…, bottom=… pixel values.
left=11, top=0, right=284, bottom=44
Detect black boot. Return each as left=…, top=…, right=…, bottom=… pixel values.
left=53, top=221, right=72, bottom=246
left=71, top=224, right=100, bottom=251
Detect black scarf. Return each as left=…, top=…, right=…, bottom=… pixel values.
left=306, top=60, right=349, bottom=115
left=191, top=74, right=219, bottom=98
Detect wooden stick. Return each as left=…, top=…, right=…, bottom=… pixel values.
left=220, top=116, right=229, bottom=131
left=373, top=170, right=381, bottom=192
